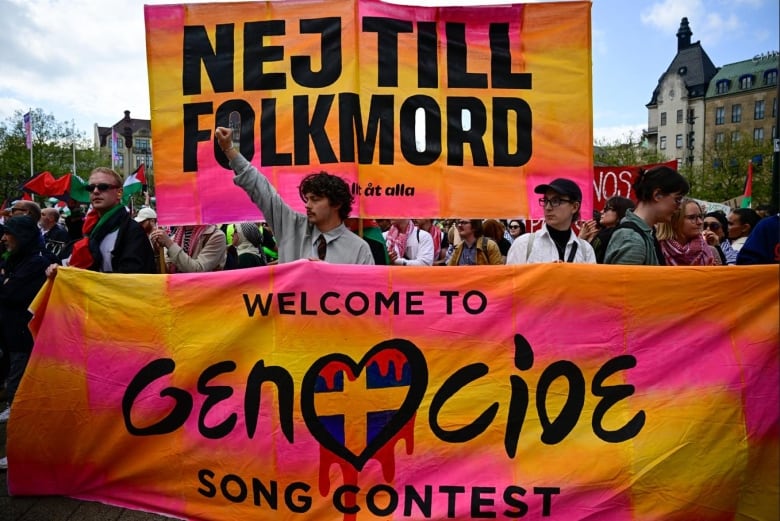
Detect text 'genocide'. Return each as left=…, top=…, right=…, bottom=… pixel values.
left=181, top=17, right=535, bottom=170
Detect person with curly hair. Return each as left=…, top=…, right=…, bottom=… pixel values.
left=215, top=126, right=373, bottom=264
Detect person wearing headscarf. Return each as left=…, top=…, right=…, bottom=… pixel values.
left=233, top=222, right=267, bottom=269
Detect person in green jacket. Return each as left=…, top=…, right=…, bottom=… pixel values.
left=603, top=165, right=689, bottom=266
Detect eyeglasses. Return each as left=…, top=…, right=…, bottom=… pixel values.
left=539, top=197, right=573, bottom=208
left=456, top=220, right=471, bottom=226
left=86, top=183, right=120, bottom=193
left=702, top=222, right=721, bottom=231
left=684, top=213, right=704, bottom=222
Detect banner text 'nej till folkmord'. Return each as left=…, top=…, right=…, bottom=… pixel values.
left=9, top=263, right=779, bottom=520
left=144, top=0, right=593, bottom=225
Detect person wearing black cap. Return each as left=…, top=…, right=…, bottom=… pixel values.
left=0, top=216, right=50, bottom=429
left=506, top=178, right=595, bottom=264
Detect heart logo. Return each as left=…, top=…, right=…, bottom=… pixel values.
left=300, top=339, right=428, bottom=471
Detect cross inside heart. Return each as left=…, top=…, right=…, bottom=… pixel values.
left=300, top=339, right=428, bottom=471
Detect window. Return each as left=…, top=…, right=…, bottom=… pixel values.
left=715, top=107, right=725, bottom=125
left=676, top=110, right=683, bottom=124
left=687, top=108, right=695, bottom=124
left=731, top=131, right=741, bottom=143
left=135, top=137, right=151, bottom=154
left=660, top=112, right=667, bottom=126
left=676, top=134, right=683, bottom=148
left=754, top=128, right=764, bottom=142
left=755, top=100, right=765, bottom=120
left=774, top=98, right=777, bottom=118
left=716, top=80, right=730, bottom=94
left=660, top=136, right=667, bottom=150
left=715, top=132, right=724, bottom=145
left=739, top=75, right=754, bottom=89
left=764, top=69, right=777, bottom=86
left=731, top=104, right=742, bottom=123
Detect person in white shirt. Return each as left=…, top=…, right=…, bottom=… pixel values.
left=506, top=178, right=596, bottom=264
left=385, top=219, right=434, bottom=266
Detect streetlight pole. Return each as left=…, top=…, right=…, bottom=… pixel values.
left=122, top=110, right=133, bottom=178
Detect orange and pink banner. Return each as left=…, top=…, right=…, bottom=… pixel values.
left=145, top=0, right=593, bottom=225
left=8, top=263, right=779, bottom=520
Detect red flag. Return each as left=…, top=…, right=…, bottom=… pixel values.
left=21, top=171, right=72, bottom=198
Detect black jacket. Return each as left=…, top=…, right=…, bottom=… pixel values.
left=89, top=209, right=156, bottom=274
left=0, top=242, right=49, bottom=354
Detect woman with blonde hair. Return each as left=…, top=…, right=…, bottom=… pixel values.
left=656, top=198, right=719, bottom=265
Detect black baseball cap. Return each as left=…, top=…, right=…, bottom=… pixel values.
left=534, top=178, right=582, bottom=202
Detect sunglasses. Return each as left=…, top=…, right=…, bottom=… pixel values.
left=86, top=183, right=120, bottom=193
left=602, top=207, right=615, bottom=212
left=702, top=222, right=721, bottom=231
left=509, top=224, right=521, bottom=229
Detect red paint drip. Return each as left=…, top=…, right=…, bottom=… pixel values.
left=319, top=361, right=355, bottom=389
left=317, top=418, right=416, bottom=521
left=315, top=347, right=416, bottom=521
left=371, top=349, right=407, bottom=381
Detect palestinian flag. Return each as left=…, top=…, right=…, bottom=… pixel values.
left=122, top=164, right=146, bottom=205
left=740, top=161, right=753, bottom=209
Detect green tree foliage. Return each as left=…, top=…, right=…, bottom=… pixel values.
left=686, top=132, right=774, bottom=205
left=0, top=108, right=106, bottom=204
left=594, top=132, right=666, bottom=166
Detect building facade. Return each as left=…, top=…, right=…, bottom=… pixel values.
left=644, top=18, right=717, bottom=166
left=646, top=19, right=779, bottom=169
left=704, top=54, right=778, bottom=154
left=93, top=110, right=153, bottom=179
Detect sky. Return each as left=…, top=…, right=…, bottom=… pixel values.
left=0, top=0, right=777, bottom=144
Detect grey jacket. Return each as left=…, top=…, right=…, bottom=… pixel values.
left=230, top=155, right=373, bottom=265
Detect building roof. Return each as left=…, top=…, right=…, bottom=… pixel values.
left=647, top=18, right=718, bottom=107
left=705, top=55, right=779, bottom=98
left=96, top=110, right=151, bottom=147
left=648, top=42, right=718, bottom=106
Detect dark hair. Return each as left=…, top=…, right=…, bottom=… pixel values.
left=704, top=211, right=728, bottom=237
left=467, top=219, right=484, bottom=237
left=298, top=172, right=353, bottom=221
left=482, top=219, right=504, bottom=242
left=633, top=165, right=689, bottom=202
left=605, top=196, right=636, bottom=221
left=731, top=208, right=760, bottom=231
left=507, top=219, right=526, bottom=235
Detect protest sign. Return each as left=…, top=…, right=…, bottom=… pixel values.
left=145, top=0, right=593, bottom=225
left=9, top=263, right=779, bottom=520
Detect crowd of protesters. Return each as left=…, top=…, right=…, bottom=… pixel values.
left=1, top=145, right=778, bottom=470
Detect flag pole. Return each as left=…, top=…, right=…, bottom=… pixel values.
left=72, top=119, right=77, bottom=176
left=27, top=109, right=34, bottom=178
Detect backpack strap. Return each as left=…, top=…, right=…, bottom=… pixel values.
left=525, top=232, right=536, bottom=262
left=615, top=221, right=666, bottom=266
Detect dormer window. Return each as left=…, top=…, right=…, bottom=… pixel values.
left=716, top=80, right=730, bottom=94
left=765, top=69, right=778, bottom=86
left=739, top=74, right=754, bottom=89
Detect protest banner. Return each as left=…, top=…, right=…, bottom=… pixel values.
left=8, top=263, right=779, bottom=520
left=144, top=0, right=593, bottom=225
